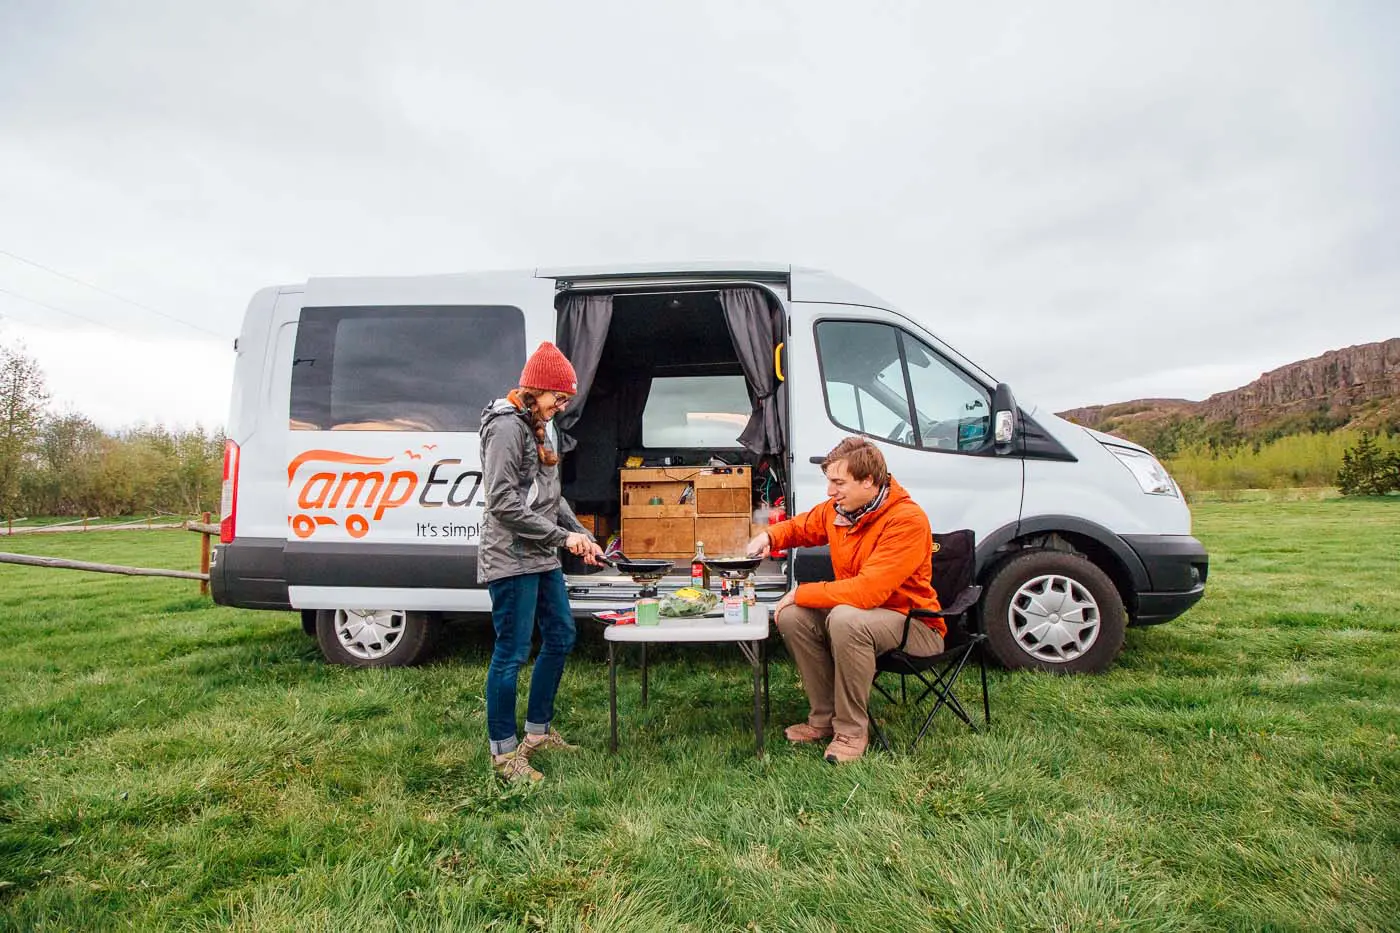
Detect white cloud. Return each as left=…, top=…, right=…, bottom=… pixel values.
left=0, top=0, right=1395, bottom=427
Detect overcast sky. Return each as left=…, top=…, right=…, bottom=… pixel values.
left=1, top=0, right=1396, bottom=429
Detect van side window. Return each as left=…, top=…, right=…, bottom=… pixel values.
left=289, top=306, right=526, bottom=432
left=814, top=320, right=992, bottom=453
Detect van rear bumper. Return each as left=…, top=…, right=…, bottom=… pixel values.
left=211, top=538, right=292, bottom=610
left=212, top=538, right=485, bottom=611
left=1122, top=534, right=1209, bottom=625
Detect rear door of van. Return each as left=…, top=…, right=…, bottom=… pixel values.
left=785, top=300, right=1024, bottom=549
left=279, top=272, right=556, bottom=612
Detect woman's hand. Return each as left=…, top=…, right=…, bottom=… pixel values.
left=746, top=531, right=771, bottom=559
left=566, top=532, right=605, bottom=566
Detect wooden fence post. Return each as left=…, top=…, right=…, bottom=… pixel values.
left=199, top=512, right=212, bottom=596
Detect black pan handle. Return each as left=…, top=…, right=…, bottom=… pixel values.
left=808, top=456, right=824, bottom=464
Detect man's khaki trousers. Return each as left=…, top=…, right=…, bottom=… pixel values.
left=775, top=604, right=945, bottom=739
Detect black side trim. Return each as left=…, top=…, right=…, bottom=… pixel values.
left=285, top=541, right=480, bottom=589
left=211, top=538, right=290, bottom=610
left=978, top=515, right=1152, bottom=593
left=1019, top=412, right=1078, bottom=462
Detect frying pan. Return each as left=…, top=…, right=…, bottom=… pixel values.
left=599, top=554, right=675, bottom=576
left=702, top=556, right=764, bottom=574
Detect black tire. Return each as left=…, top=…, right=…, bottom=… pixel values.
left=300, top=609, right=317, bottom=637
left=315, top=609, right=439, bottom=668
left=982, top=550, right=1126, bottom=674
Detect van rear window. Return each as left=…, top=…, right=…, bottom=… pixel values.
left=289, top=305, right=526, bottom=432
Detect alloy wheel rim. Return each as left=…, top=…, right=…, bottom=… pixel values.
left=335, top=608, right=406, bottom=660
left=1008, top=573, right=1100, bottom=663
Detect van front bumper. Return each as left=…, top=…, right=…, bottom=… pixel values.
left=1121, top=534, right=1209, bottom=625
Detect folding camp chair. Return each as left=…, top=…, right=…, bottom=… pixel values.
left=869, top=529, right=990, bottom=752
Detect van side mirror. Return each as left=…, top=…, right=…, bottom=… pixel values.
left=992, top=383, right=1017, bottom=453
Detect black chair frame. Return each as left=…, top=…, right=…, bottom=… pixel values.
left=868, top=530, right=991, bottom=752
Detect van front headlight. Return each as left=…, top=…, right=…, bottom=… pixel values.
left=1108, top=446, right=1178, bottom=496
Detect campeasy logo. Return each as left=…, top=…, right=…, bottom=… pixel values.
left=287, top=446, right=485, bottom=541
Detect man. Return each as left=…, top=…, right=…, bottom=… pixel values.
left=747, top=436, right=943, bottom=763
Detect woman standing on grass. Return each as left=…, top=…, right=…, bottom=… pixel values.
left=478, top=342, right=604, bottom=784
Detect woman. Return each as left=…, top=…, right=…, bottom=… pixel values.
left=478, top=341, right=604, bottom=783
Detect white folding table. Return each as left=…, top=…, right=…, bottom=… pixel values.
left=602, top=613, right=771, bottom=758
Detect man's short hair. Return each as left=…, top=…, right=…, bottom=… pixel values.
left=821, top=436, right=889, bottom=486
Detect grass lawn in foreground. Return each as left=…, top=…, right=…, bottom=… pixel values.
left=1, top=500, right=1397, bottom=931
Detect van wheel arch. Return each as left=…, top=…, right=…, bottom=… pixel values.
left=976, top=517, right=1145, bottom=620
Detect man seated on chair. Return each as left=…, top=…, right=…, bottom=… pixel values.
left=746, top=436, right=944, bottom=764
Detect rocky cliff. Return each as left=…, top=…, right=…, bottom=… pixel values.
left=1059, top=338, right=1400, bottom=440
left=1197, top=338, right=1400, bottom=430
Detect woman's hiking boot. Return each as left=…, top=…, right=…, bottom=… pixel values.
left=492, top=750, right=543, bottom=784
left=521, top=727, right=579, bottom=759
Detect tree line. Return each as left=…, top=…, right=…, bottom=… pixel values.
left=1, top=341, right=223, bottom=519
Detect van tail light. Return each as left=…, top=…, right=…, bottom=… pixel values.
left=220, top=439, right=240, bottom=544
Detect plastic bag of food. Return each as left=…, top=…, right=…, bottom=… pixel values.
left=659, top=586, right=720, bottom=617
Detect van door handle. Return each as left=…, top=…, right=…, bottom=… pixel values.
left=808, top=456, right=824, bottom=464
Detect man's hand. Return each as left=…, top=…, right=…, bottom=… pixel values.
left=566, top=532, right=605, bottom=566
left=775, top=588, right=798, bottom=619
left=746, top=531, right=771, bottom=558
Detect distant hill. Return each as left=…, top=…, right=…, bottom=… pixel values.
left=1058, top=338, right=1400, bottom=455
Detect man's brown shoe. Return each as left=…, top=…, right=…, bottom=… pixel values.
left=823, top=732, right=867, bottom=764
left=784, top=722, right=835, bottom=744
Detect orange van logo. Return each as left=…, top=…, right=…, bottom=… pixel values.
left=287, top=447, right=484, bottom=540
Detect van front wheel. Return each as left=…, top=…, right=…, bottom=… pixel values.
left=315, top=609, right=439, bottom=667
left=982, top=551, right=1126, bottom=673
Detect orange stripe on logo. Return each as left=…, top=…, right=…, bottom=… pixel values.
left=287, top=449, right=395, bottom=484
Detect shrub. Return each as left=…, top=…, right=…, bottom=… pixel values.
left=1336, top=433, right=1400, bottom=496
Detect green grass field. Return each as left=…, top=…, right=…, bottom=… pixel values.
left=2, top=501, right=1398, bottom=931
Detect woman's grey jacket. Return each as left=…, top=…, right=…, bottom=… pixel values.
left=477, top=397, right=590, bottom=584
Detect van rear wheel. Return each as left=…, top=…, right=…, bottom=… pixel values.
left=982, top=551, right=1126, bottom=673
left=315, top=609, right=439, bottom=667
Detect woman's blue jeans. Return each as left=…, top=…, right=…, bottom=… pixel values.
left=485, top=568, right=577, bottom=756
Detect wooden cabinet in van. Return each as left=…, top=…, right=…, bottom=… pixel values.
left=618, top=467, right=752, bottom=559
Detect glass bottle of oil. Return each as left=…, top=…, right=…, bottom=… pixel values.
left=690, top=540, right=710, bottom=590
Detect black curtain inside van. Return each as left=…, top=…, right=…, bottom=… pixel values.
left=720, top=287, right=787, bottom=455
left=555, top=294, right=613, bottom=452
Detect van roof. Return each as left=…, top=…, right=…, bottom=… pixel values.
left=537, top=262, right=893, bottom=309
left=295, top=262, right=893, bottom=310
left=535, top=260, right=799, bottom=279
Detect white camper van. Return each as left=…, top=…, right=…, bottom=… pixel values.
left=212, top=262, right=1207, bottom=673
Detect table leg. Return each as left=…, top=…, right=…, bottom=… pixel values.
left=762, top=638, right=770, bottom=723
left=752, top=641, right=764, bottom=759
left=641, top=642, right=649, bottom=708
left=608, top=640, right=618, bottom=754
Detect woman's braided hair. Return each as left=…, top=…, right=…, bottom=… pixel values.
left=514, top=388, right=560, bottom=466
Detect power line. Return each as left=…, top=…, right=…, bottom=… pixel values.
left=0, top=248, right=229, bottom=339
left=0, top=285, right=127, bottom=336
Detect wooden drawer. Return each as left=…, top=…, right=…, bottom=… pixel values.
left=695, top=516, right=750, bottom=557
left=621, top=517, right=695, bottom=559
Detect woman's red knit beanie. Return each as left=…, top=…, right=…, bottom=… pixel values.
left=519, top=342, right=578, bottom=395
